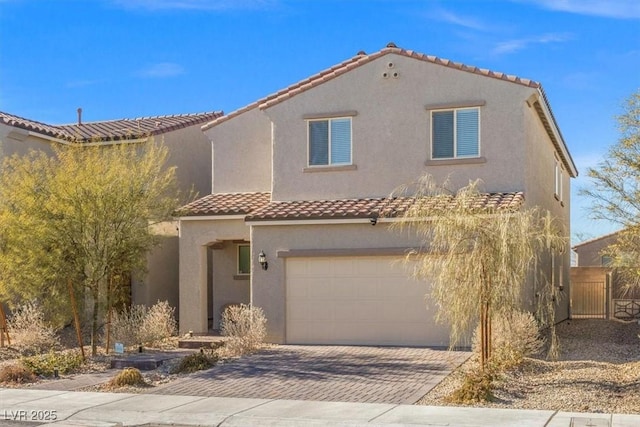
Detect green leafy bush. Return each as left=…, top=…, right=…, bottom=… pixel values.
left=0, top=363, right=36, bottom=384
left=21, top=350, right=83, bottom=377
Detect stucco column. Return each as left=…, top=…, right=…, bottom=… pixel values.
left=179, top=244, right=209, bottom=335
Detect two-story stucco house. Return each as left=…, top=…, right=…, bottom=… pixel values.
left=0, top=110, right=222, bottom=318
left=178, top=44, right=577, bottom=346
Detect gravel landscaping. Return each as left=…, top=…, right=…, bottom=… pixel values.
left=418, top=319, right=640, bottom=414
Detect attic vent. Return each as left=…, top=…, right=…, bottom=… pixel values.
left=387, top=62, right=394, bottom=69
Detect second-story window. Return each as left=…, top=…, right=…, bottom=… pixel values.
left=431, top=107, right=480, bottom=159
left=308, top=117, right=352, bottom=166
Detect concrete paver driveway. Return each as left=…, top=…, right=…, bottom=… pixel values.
left=150, top=345, right=470, bottom=404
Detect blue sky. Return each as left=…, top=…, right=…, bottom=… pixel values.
left=1, top=0, right=639, bottom=243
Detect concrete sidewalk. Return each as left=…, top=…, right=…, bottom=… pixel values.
left=1, top=388, right=639, bottom=427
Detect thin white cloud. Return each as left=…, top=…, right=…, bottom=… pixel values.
left=492, top=32, right=572, bottom=55
left=428, top=8, right=488, bottom=31
left=109, top=0, right=277, bottom=11
left=517, top=0, right=640, bottom=19
left=136, top=63, right=185, bottom=78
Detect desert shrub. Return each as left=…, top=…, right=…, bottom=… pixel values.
left=173, top=351, right=218, bottom=374
left=109, top=301, right=177, bottom=348
left=220, top=304, right=266, bottom=356
left=21, top=350, right=84, bottom=377
left=107, top=367, right=147, bottom=388
left=447, top=369, right=494, bottom=404
left=473, top=311, right=545, bottom=371
left=0, top=363, right=36, bottom=384
left=7, top=301, right=59, bottom=355
left=109, top=304, right=146, bottom=347
left=140, top=300, right=177, bottom=345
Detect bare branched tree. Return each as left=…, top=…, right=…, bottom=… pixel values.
left=582, top=89, right=640, bottom=290
left=390, top=175, right=566, bottom=371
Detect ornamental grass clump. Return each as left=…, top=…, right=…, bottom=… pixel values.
left=107, top=367, right=147, bottom=388
left=173, top=351, right=218, bottom=374
left=448, top=369, right=495, bottom=404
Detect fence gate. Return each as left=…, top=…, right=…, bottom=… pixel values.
left=570, top=280, right=608, bottom=319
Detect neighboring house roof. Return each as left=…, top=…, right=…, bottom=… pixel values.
left=572, top=230, right=621, bottom=250
left=244, top=192, right=524, bottom=222
left=201, top=42, right=576, bottom=177
left=0, top=111, right=72, bottom=140
left=179, top=192, right=272, bottom=217
left=1, top=110, right=223, bottom=142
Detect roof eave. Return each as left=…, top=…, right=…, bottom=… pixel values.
left=531, top=88, right=578, bottom=177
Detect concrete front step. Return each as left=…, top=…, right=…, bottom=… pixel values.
left=110, top=350, right=194, bottom=370
left=178, top=335, right=226, bottom=349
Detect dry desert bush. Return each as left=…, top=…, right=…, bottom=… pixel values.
left=220, top=304, right=267, bottom=356
left=7, top=301, right=59, bottom=355
left=108, top=300, right=177, bottom=347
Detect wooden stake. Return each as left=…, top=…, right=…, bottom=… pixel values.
left=105, top=276, right=112, bottom=355
left=0, top=302, right=9, bottom=347
left=67, top=279, right=85, bottom=360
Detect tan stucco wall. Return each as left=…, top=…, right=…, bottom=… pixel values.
left=178, top=218, right=250, bottom=334
left=574, top=234, right=618, bottom=267
left=522, top=100, right=572, bottom=322
left=132, top=222, right=180, bottom=317
left=205, top=108, right=272, bottom=194
left=211, top=243, right=251, bottom=329
left=160, top=126, right=212, bottom=197
left=264, top=53, right=535, bottom=201
left=0, top=124, right=55, bottom=159
left=250, top=221, right=449, bottom=344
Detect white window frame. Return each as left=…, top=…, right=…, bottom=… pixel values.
left=237, top=244, right=250, bottom=276
left=306, top=117, right=353, bottom=167
left=430, top=107, right=481, bottom=160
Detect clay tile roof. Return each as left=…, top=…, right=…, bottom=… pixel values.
left=179, top=192, right=271, bottom=217
left=202, top=44, right=539, bottom=131
left=57, top=111, right=223, bottom=142
left=245, top=192, right=524, bottom=222
left=0, top=110, right=223, bottom=143
left=0, top=111, right=73, bottom=139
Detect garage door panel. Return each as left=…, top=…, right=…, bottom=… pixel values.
left=286, top=256, right=449, bottom=346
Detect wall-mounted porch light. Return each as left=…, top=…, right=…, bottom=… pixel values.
left=258, top=250, right=268, bottom=270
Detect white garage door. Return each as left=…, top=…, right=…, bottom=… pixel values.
left=285, top=256, right=449, bottom=346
